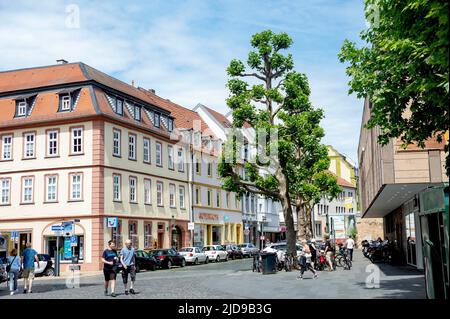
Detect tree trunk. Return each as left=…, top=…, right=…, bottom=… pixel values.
left=304, top=205, right=313, bottom=240
left=296, top=202, right=306, bottom=240
left=277, top=170, right=296, bottom=257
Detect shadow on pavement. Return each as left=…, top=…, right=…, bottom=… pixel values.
left=0, top=283, right=99, bottom=297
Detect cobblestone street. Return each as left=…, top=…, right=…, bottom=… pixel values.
left=0, top=252, right=425, bottom=299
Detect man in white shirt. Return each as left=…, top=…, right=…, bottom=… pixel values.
left=345, top=236, right=355, bottom=261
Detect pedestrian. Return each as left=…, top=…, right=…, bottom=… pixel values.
left=345, top=236, right=355, bottom=261
left=120, top=239, right=136, bottom=295
left=102, top=240, right=119, bottom=297
left=309, top=239, right=317, bottom=266
left=297, top=239, right=318, bottom=280
left=6, top=248, right=21, bottom=295
left=21, top=243, right=39, bottom=294
left=324, top=239, right=335, bottom=271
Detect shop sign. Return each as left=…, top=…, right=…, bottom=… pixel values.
left=198, top=213, right=219, bottom=221
left=64, top=238, right=72, bottom=259
left=224, top=215, right=230, bottom=221
left=106, top=217, right=119, bottom=228
left=344, top=197, right=353, bottom=209
left=279, top=226, right=287, bottom=232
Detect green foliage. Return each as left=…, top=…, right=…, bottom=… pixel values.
left=219, top=30, right=339, bottom=231
left=339, top=0, right=449, bottom=175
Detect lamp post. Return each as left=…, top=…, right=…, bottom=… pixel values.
left=170, top=214, right=176, bottom=250
left=261, top=216, right=267, bottom=249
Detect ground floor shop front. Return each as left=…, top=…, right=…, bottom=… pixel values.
left=192, top=210, right=243, bottom=247
left=0, top=215, right=188, bottom=271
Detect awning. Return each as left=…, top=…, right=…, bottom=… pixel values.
left=363, top=182, right=444, bottom=218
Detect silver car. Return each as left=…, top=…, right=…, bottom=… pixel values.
left=179, top=247, right=209, bottom=265
left=237, top=243, right=259, bottom=257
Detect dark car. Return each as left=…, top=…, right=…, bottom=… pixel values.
left=148, top=249, right=186, bottom=269
left=0, top=257, right=7, bottom=284
left=117, top=250, right=157, bottom=272
left=224, top=245, right=244, bottom=260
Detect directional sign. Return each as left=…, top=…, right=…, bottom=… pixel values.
left=52, top=225, right=64, bottom=231
left=11, top=231, right=19, bottom=239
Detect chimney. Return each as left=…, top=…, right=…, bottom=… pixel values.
left=56, top=59, right=68, bottom=64
left=131, top=80, right=135, bottom=87
left=149, top=89, right=155, bottom=94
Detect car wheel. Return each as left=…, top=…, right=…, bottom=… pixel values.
left=180, top=259, right=186, bottom=267
left=216, top=256, right=220, bottom=263
left=151, top=264, right=156, bottom=271
left=204, top=257, right=209, bottom=264
left=45, top=267, right=55, bottom=277
left=232, top=254, right=235, bottom=260
left=194, top=258, right=199, bottom=265
left=166, top=260, right=172, bottom=269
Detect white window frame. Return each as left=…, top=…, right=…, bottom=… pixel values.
left=69, top=173, right=82, bottom=201
left=143, top=138, right=151, bottom=163
left=144, top=179, right=152, bottom=204
left=128, top=134, right=136, bottom=160
left=134, top=105, right=141, bottom=121
left=23, top=132, right=35, bottom=158
left=168, top=145, right=174, bottom=170
left=0, top=178, right=11, bottom=205
left=17, top=100, right=27, bottom=116
left=46, top=175, right=58, bottom=202
left=154, top=113, right=160, bottom=128
left=156, top=182, right=163, bottom=206
left=179, top=186, right=185, bottom=209
left=61, top=95, right=71, bottom=111
left=116, top=99, right=123, bottom=115
left=169, top=184, right=176, bottom=208
left=177, top=148, right=184, bottom=172
left=155, top=142, right=162, bottom=167
left=22, top=177, right=34, bottom=203
left=113, top=129, right=121, bottom=157
left=113, top=174, right=121, bottom=201
left=1, top=135, right=13, bottom=160
left=129, top=177, right=137, bottom=203
left=71, top=128, right=83, bottom=154
left=47, top=130, right=58, bottom=157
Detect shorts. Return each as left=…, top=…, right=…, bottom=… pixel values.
left=326, top=251, right=334, bottom=263
left=23, top=268, right=35, bottom=280
left=103, top=268, right=117, bottom=281
left=121, top=265, right=136, bottom=284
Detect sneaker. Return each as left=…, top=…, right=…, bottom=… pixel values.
left=125, top=290, right=129, bottom=295
left=104, top=290, right=108, bottom=296
left=29, top=291, right=32, bottom=294
left=10, top=292, right=14, bottom=296
left=111, top=292, right=116, bottom=297
left=130, top=289, right=135, bottom=295
left=314, top=274, right=319, bottom=279
left=296, top=276, right=303, bottom=280
left=23, top=289, right=27, bottom=294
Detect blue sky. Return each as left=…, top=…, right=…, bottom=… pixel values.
left=0, top=0, right=366, bottom=162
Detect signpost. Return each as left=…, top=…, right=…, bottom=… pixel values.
left=52, top=224, right=65, bottom=277
left=187, top=222, right=195, bottom=231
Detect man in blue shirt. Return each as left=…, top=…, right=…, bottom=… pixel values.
left=120, top=239, right=136, bottom=295
left=21, top=243, right=39, bottom=294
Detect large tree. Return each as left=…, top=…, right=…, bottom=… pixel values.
left=218, top=30, right=339, bottom=256
left=339, top=0, right=449, bottom=175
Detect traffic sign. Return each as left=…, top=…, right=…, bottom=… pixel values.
left=52, top=225, right=64, bottom=231
left=107, top=217, right=118, bottom=228
left=11, top=231, right=19, bottom=239
left=70, top=235, right=78, bottom=247
left=188, top=222, right=195, bottom=231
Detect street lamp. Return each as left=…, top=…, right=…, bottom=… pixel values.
left=261, top=216, right=267, bottom=249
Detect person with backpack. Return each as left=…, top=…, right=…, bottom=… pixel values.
left=6, top=248, right=21, bottom=295
left=297, top=239, right=318, bottom=280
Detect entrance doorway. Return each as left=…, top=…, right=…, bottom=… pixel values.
left=157, top=224, right=165, bottom=249
left=405, top=212, right=417, bottom=266
left=171, top=226, right=182, bottom=250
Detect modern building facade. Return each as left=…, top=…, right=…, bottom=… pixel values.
left=358, top=97, right=447, bottom=269
left=0, top=62, right=191, bottom=270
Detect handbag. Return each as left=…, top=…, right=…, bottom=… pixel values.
left=6, top=255, right=17, bottom=272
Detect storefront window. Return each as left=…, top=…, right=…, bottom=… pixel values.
left=45, top=236, right=84, bottom=261
left=194, top=224, right=204, bottom=248
left=212, top=226, right=222, bottom=245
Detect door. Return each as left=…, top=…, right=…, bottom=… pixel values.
left=405, top=212, right=417, bottom=266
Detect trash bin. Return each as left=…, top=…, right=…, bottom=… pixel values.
left=261, top=252, right=277, bottom=274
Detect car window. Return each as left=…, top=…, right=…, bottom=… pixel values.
left=195, top=248, right=201, bottom=253
left=249, top=244, right=255, bottom=248
left=180, top=248, right=193, bottom=252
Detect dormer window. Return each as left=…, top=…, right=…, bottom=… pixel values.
left=134, top=105, right=141, bottom=121
left=168, top=118, right=174, bottom=132
left=16, top=100, right=27, bottom=117
left=116, top=99, right=123, bottom=115
left=154, top=113, right=160, bottom=128
left=61, top=95, right=71, bottom=111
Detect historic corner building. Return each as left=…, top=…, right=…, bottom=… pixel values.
left=0, top=62, right=192, bottom=271
left=158, top=100, right=244, bottom=247
left=358, top=98, right=448, bottom=275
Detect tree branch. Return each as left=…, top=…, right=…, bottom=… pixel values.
left=240, top=72, right=266, bottom=81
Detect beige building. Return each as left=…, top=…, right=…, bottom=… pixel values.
left=358, top=97, right=447, bottom=268
left=0, top=62, right=190, bottom=271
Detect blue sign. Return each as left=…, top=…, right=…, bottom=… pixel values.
left=107, top=217, right=118, bottom=228
left=11, top=231, right=19, bottom=239
left=70, top=235, right=78, bottom=247
left=63, top=222, right=73, bottom=234
left=51, top=225, right=64, bottom=231
left=64, top=238, right=72, bottom=259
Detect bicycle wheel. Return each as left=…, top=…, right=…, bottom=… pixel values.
left=335, top=255, right=344, bottom=267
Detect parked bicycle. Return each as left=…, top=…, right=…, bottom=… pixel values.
left=252, top=253, right=262, bottom=273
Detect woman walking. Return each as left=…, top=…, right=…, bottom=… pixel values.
left=7, top=249, right=21, bottom=295
left=297, top=239, right=318, bottom=280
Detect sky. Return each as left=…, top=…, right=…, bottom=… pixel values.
left=0, top=0, right=366, bottom=163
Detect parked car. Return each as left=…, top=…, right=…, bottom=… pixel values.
left=18, top=254, right=55, bottom=278
left=0, top=257, right=7, bottom=284
left=117, top=250, right=157, bottom=272
left=237, top=243, right=259, bottom=257
left=202, top=245, right=228, bottom=262
left=148, top=249, right=186, bottom=269
left=224, top=244, right=244, bottom=260
left=179, top=247, right=209, bottom=265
